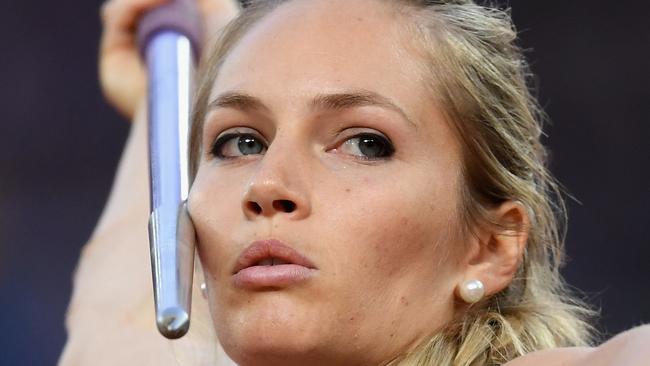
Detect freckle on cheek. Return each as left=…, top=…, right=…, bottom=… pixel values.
left=400, top=296, right=409, bottom=306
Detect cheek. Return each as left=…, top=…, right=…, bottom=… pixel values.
left=341, top=196, right=451, bottom=277
left=188, top=168, right=245, bottom=277
left=313, top=171, right=463, bottom=342
left=319, top=169, right=462, bottom=286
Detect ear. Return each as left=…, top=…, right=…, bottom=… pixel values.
left=459, top=201, right=529, bottom=298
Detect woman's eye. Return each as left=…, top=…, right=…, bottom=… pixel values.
left=211, top=133, right=267, bottom=159
left=339, top=133, right=395, bottom=160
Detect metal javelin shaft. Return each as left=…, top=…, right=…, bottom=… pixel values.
left=145, top=32, right=195, bottom=339
left=138, top=0, right=202, bottom=339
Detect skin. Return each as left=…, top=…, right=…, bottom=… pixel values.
left=505, top=326, right=650, bottom=366
left=189, top=1, right=527, bottom=365
left=61, top=0, right=649, bottom=365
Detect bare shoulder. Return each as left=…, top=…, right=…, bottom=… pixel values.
left=504, top=347, right=592, bottom=366
left=505, top=325, right=650, bottom=366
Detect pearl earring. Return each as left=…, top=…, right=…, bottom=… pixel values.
left=459, top=279, right=485, bottom=303
left=200, top=282, right=208, bottom=299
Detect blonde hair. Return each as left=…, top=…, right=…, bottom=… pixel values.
left=188, top=1, right=596, bottom=365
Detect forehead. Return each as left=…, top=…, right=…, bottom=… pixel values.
left=212, top=0, right=431, bottom=114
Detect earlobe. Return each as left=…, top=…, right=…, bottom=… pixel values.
left=458, top=201, right=530, bottom=299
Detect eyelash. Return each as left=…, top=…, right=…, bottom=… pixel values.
left=210, top=131, right=395, bottom=161
left=210, top=132, right=267, bottom=159
left=335, top=132, right=395, bottom=161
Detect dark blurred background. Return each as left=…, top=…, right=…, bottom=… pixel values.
left=0, top=0, right=648, bottom=364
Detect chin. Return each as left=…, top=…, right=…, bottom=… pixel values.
left=215, top=293, right=332, bottom=366
left=223, top=335, right=323, bottom=366
left=219, top=324, right=330, bottom=366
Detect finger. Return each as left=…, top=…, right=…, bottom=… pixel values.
left=197, top=0, right=240, bottom=42
left=197, top=0, right=240, bottom=15
left=100, top=0, right=169, bottom=51
left=101, top=0, right=168, bottom=28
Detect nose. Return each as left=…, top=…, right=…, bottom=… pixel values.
left=241, top=145, right=311, bottom=221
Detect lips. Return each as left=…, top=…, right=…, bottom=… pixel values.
left=232, top=239, right=317, bottom=289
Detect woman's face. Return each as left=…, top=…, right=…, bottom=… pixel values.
left=189, top=0, right=467, bottom=365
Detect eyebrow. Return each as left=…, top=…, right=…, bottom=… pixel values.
left=207, top=91, right=270, bottom=113
left=207, top=90, right=417, bottom=129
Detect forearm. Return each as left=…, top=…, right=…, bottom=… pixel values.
left=60, top=106, right=164, bottom=365
left=62, top=119, right=206, bottom=366
left=92, top=103, right=149, bottom=240
left=61, top=104, right=235, bottom=366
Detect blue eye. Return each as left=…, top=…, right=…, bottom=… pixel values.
left=211, top=133, right=267, bottom=159
left=340, top=133, right=395, bottom=160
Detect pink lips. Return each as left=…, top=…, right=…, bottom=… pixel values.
left=232, top=239, right=317, bottom=289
